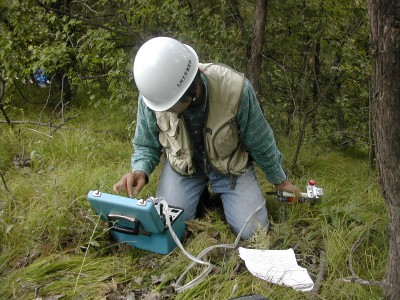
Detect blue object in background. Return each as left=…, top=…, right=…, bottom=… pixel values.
left=33, top=70, right=49, bottom=87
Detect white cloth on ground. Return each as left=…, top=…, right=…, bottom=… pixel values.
left=238, top=247, right=314, bottom=292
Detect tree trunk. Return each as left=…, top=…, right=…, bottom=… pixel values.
left=311, top=39, right=321, bottom=134
left=0, top=76, right=11, bottom=125
left=368, top=0, right=400, bottom=299
left=229, top=0, right=248, bottom=46
left=247, top=0, right=268, bottom=95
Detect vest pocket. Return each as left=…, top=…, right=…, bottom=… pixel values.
left=211, top=117, right=240, bottom=159
left=167, top=152, right=194, bottom=175
left=205, top=116, right=248, bottom=175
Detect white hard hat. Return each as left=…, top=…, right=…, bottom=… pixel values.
left=133, top=37, right=199, bottom=111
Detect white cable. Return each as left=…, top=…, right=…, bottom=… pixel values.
left=157, top=198, right=266, bottom=293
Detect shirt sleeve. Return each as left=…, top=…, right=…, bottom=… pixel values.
left=237, top=79, right=287, bottom=185
left=131, top=95, right=163, bottom=177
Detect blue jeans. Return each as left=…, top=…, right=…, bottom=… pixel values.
left=156, top=162, right=269, bottom=239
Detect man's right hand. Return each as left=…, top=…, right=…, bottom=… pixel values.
left=112, top=171, right=147, bottom=198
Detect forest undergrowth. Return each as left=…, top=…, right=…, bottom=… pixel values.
left=0, top=97, right=387, bottom=300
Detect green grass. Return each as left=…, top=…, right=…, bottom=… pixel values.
left=0, top=100, right=387, bottom=299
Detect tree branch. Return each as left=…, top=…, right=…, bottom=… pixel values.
left=51, top=113, right=82, bottom=134
left=340, top=230, right=383, bottom=287
left=0, top=76, right=11, bottom=125
left=35, top=0, right=141, bottom=38
left=0, top=171, right=18, bottom=208
left=0, top=118, right=115, bottom=135
left=311, top=250, right=327, bottom=296
left=0, top=113, right=82, bottom=131
left=341, top=276, right=382, bottom=287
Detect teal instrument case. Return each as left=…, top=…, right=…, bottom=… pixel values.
left=87, top=190, right=185, bottom=254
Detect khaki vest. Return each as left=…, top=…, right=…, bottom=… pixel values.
left=155, top=63, right=248, bottom=176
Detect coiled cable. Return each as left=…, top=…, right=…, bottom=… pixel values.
left=157, top=198, right=266, bottom=293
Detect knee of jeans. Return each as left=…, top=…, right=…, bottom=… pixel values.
left=229, top=207, right=269, bottom=239
left=183, top=208, right=197, bottom=221
left=237, top=219, right=269, bottom=240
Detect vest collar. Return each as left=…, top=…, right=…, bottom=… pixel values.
left=187, top=73, right=208, bottom=113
